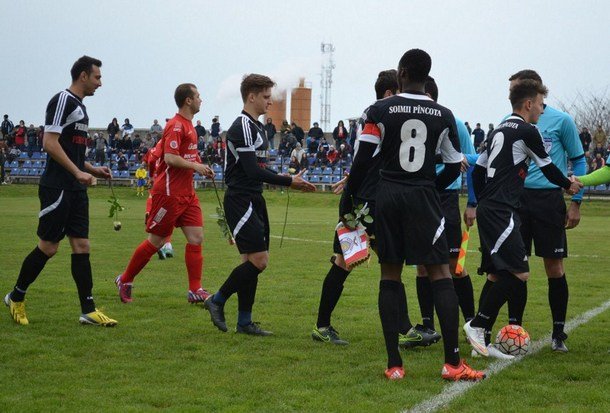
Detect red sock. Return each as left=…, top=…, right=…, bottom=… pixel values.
left=121, top=240, right=158, bottom=283
left=185, top=243, right=203, bottom=291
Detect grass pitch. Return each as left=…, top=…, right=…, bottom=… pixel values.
left=0, top=184, right=608, bottom=412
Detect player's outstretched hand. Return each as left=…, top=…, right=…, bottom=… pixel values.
left=566, top=177, right=583, bottom=195
left=198, top=164, right=215, bottom=179
left=94, top=166, right=112, bottom=180
left=290, top=169, right=316, bottom=192
left=331, top=175, right=348, bottom=195
left=463, top=205, right=477, bottom=228
left=76, top=171, right=95, bottom=186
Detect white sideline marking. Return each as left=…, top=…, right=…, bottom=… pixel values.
left=403, top=299, right=610, bottom=413
left=269, top=235, right=332, bottom=244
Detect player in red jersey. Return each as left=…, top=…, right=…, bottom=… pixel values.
left=142, top=140, right=174, bottom=259
left=115, top=83, right=215, bottom=304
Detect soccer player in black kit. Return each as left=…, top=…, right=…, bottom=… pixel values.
left=4, top=56, right=117, bottom=326
left=342, top=49, right=484, bottom=381
left=464, top=79, right=581, bottom=356
left=311, top=70, right=415, bottom=346
left=203, top=74, right=315, bottom=335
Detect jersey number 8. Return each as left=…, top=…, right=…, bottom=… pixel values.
left=399, top=119, right=427, bottom=172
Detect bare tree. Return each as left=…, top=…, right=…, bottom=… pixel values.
left=556, top=88, right=610, bottom=134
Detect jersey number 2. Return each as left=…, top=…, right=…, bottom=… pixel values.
left=399, top=119, right=427, bottom=172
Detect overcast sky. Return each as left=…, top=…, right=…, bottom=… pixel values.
left=1, top=0, right=608, bottom=132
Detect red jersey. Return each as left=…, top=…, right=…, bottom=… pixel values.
left=143, top=140, right=163, bottom=180
left=151, top=113, right=199, bottom=196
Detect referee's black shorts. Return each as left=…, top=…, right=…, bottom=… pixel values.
left=375, top=181, right=449, bottom=266
left=477, top=201, right=529, bottom=275
left=37, top=186, right=89, bottom=242
left=440, top=190, right=462, bottom=258
left=224, top=189, right=269, bottom=254
left=518, top=188, right=568, bottom=258
left=332, top=198, right=376, bottom=254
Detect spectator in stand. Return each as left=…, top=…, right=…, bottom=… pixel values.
left=123, top=134, right=134, bottom=157
left=94, top=132, right=107, bottom=164
left=121, top=118, right=134, bottom=138
left=1, top=114, right=14, bottom=140
left=212, top=136, right=225, bottom=165
left=278, top=134, right=288, bottom=157
left=150, top=119, right=163, bottom=141
left=487, top=123, right=494, bottom=137
left=142, top=133, right=154, bottom=150
left=337, top=142, right=351, bottom=164
left=280, top=120, right=291, bottom=137
left=348, top=119, right=358, bottom=150
left=592, top=142, right=606, bottom=160
left=288, top=155, right=301, bottom=173
left=290, top=142, right=305, bottom=164
left=579, top=126, right=592, bottom=152
left=132, top=133, right=142, bottom=150
left=327, top=145, right=338, bottom=166
left=264, top=118, right=277, bottom=149
left=291, top=122, right=304, bottom=145
left=300, top=151, right=310, bottom=171
left=464, top=121, right=472, bottom=136
left=27, top=124, right=38, bottom=157
left=107, top=117, right=120, bottom=148
left=307, top=122, right=323, bottom=153
left=472, top=122, right=485, bottom=150
left=195, top=120, right=206, bottom=141
left=316, top=137, right=330, bottom=166
left=593, top=124, right=607, bottom=148
left=14, top=120, right=27, bottom=150
left=37, top=125, right=44, bottom=150
left=117, top=151, right=128, bottom=171
left=210, top=117, right=222, bottom=144
left=332, top=120, right=348, bottom=147
left=197, top=135, right=206, bottom=152
left=592, top=152, right=605, bottom=171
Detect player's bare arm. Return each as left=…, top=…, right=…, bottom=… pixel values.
left=164, top=153, right=215, bottom=178
left=289, top=169, right=316, bottom=192
left=84, top=161, right=112, bottom=179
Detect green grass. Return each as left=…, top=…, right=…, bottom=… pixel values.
left=0, top=184, right=608, bottom=412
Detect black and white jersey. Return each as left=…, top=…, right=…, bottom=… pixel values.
left=476, top=115, right=552, bottom=208
left=352, top=104, right=381, bottom=201
left=225, top=110, right=270, bottom=192
left=361, top=92, right=462, bottom=187
left=40, top=89, right=89, bottom=191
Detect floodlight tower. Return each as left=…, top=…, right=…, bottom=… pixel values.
left=320, top=42, right=335, bottom=132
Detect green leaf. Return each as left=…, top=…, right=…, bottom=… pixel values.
left=344, top=213, right=355, bottom=220
left=347, top=220, right=358, bottom=228
left=363, top=215, right=374, bottom=224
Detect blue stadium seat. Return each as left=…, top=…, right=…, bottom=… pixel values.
left=18, top=168, right=29, bottom=176
left=40, top=152, right=47, bottom=159
left=321, top=175, right=332, bottom=184
left=334, top=167, right=343, bottom=175
left=10, top=160, right=19, bottom=169
left=119, top=170, right=129, bottom=179
left=269, top=149, right=278, bottom=157
left=309, top=175, right=320, bottom=183
left=214, top=173, right=223, bottom=181
left=36, top=169, right=44, bottom=176
left=594, top=184, right=606, bottom=191
left=28, top=169, right=38, bottom=176
left=34, top=161, right=42, bottom=169
left=3, top=161, right=9, bottom=168
left=19, top=152, right=28, bottom=159
left=281, top=165, right=289, bottom=173
left=23, top=160, right=32, bottom=168
left=313, top=167, right=322, bottom=175
left=331, top=175, right=342, bottom=183
left=322, top=168, right=332, bottom=175
left=269, top=165, right=279, bottom=173
left=128, top=154, right=136, bottom=161
left=32, top=152, right=42, bottom=159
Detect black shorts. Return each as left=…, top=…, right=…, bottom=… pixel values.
left=518, top=188, right=567, bottom=258
left=440, top=190, right=462, bottom=257
left=477, top=201, right=529, bottom=275
left=224, top=189, right=269, bottom=254
left=37, top=186, right=89, bottom=242
left=332, top=199, right=376, bottom=254
left=375, top=181, right=448, bottom=265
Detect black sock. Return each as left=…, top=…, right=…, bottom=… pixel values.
left=453, top=275, right=475, bottom=322
left=508, top=279, right=527, bottom=326
left=71, top=253, right=95, bottom=314
left=432, top=278, right=461, bottom=366
left=237, top=275, right=259, bottom=314
left=218, top=261, right=262, bottom=302
left=398, top=282, right=413, bottom=334
left=548, top=275, right=568, bottom=338
left=478, top=279, right=495, bottom=345
left=471, top=275, right=515, bottom=330
left=316, top=263, right=350, bottom=328
left=416, top=276, right=435, bottom=330
left=379, top=280, right=402, bottom=369
left=11, top=247, right=50, bottom=302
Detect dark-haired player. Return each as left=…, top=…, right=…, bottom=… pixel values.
left=4, top=56, right=117, bottom=326
left=465, top=80, right=581, bottom=357
left=115, top=83, right=215, bottom=304
left=311, top=69, right=414, bottom=346
left=343, top=49, right=484, bottom=381
left=405, top=76, right=478, bottom=348
left=203, top=74, right=315, bottom=335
